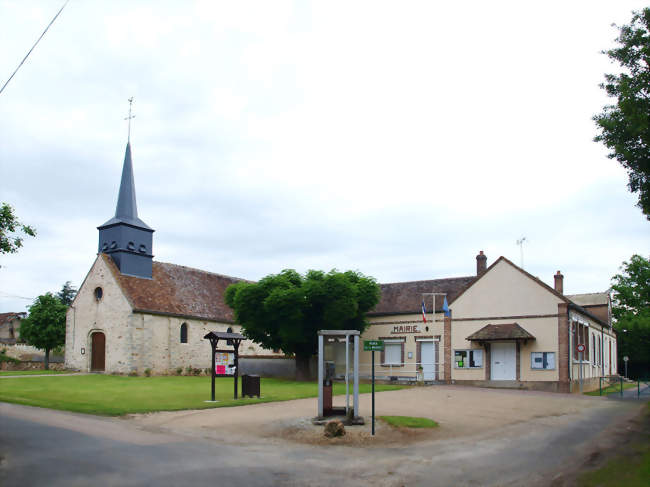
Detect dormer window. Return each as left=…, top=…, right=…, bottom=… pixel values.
left=138, top=244, right=147, bottom=253
left=127, top=241, right=135, bottom=250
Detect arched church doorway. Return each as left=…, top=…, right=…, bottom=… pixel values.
left=91, top=332, right=106, bottom=371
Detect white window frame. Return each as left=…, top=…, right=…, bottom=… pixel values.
left=454, top=349, right=483, bottom=369
left=531, top=351, right=555, bottom=370
left=382, top=339, right=403, bottom=366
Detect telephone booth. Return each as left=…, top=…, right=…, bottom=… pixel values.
left=317, top=330, right=361, bottom=422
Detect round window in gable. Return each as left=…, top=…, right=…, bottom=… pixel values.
left=94, top=287, right=103, bottom=301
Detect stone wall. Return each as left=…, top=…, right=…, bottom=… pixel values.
left=65, top=256, right=134, bottom=373
left=65, top=255, right=281, bottom=374
left=0, top=361, right=65, bottom=371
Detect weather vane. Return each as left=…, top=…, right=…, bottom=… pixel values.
left=124, top=97, right=135, bottom=142
left=516, top=236, right=527, bottom=269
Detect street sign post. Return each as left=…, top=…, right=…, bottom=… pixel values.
left=364, top=340, right=384, bottom=435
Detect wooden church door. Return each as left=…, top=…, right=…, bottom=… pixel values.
left=91, top=332, right=106, bottom=371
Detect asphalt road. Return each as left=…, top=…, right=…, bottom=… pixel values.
left=0, top=396, right=645, bottom=487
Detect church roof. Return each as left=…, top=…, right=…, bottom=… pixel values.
left=99, top=143, right=152, bottom=230
left=369, top=276, right=476, bottom=316
left=101, top=253, right=246, bottom=323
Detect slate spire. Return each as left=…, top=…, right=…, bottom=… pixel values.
left=98, top=142, right=154, bottom=279
left=100, top=143, right=151, bottom=229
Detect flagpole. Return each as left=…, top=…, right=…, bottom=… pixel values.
left=421, top=292, right=448, bottom=322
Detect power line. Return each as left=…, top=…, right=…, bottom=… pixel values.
left=0, top=0, right=69, bottom=97
left=0, top=291, right=34, bottom=301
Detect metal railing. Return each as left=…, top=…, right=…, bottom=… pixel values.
left=599, top=376, right=650, bottom=399
left=352, top=362, right=443, bottom=381
left=599, top=376, right=624, bottom=397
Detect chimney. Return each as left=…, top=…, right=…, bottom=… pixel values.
left=476, top=251, right=487, bottom=275
left=554, top=271, right=564, bottom=294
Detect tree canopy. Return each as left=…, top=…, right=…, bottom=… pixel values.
left=593, top=8, right=650, bottom=219
left=225, top=269, right=381, bottom=380
left=0, top=202, right=36, bottom=258
left=611, top=254, right=650, bottom=378
left=20, top=293, right=67, bottom=369
left=57, top=281, right=77, bottom=306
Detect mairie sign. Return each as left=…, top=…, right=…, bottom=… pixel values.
left=364, top=340, right=384, bottom=351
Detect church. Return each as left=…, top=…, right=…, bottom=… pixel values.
left=64, top=143, right=279, bottom=374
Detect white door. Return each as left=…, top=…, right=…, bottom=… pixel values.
left=491, top=342, right=516, bottom=380
left=420, top=341, right=436, bottom=380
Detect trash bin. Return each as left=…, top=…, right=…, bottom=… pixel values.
left=242, top=374, right=260, bottom=398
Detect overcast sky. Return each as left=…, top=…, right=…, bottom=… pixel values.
left=1, top=0, right=648, bottom=313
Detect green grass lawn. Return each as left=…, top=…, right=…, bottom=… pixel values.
left=379, top=415, right=438, bottom=428
left=584, top=381, right=638, bottom=396
left=0, top=374, right=403, bottom=416
left=0, top=370, right=69, bottom=376
left=576, top=403, right=650, bottom=487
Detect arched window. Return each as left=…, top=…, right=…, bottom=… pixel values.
left=180, top=323, right=188, bottom=343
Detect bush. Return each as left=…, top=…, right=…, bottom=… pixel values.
left=192, top=367, right=201, bottom=376
left=176, top=367, right=183, bottom=375
left=185, top=366, right=192, bottom=376
left=0, top=349, right=20, bottom=365
left=144, top=368, right=152, bottom=377
left=128, top=370, right=138, bottom=377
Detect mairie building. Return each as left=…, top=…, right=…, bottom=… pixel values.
left=360, top=252, right=617, bottom=393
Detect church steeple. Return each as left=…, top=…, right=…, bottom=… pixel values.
left=98, top=142, right=154, bottom=279
left=101, top=143, right=151, bottom=230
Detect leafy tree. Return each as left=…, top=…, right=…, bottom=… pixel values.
left=0, top=202, right=36, bottom=258
left=57, top=281, right=77, bottom=306
left=593, top=8, right=650, bottom=219
left=20, top=293, right=67, bottom=370
left=611, top=254, right=650, bottom=378
left=225, top=269, right=381, bottom=380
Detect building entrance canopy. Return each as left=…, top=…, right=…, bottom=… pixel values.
left=466, top=323, right=535, bottom=345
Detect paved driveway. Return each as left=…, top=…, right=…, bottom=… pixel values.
left=1, top=386, right=646, bottom=486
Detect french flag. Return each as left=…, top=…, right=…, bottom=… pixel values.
left=421, top=300, right=427, bottom=323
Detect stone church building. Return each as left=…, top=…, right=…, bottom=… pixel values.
left=65, top=143, right=277, bottom=374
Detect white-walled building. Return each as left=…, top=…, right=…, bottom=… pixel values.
left=360, top=253, right=617, bottom=393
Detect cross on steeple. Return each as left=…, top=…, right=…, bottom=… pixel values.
left=124, top=97, right=136, bottom=142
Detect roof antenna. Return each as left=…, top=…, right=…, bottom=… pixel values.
left=124, top=97, right=135, bottom=142
left=516, top=237, right=527, bottom=269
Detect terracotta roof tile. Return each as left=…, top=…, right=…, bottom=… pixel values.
left=0, top=312, right=25, bottom=325
left=101, top=254, right=247, bottom=323
left=369, top=276, right=476, bottom=316
left=466, top=323, right=535, bottom=341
